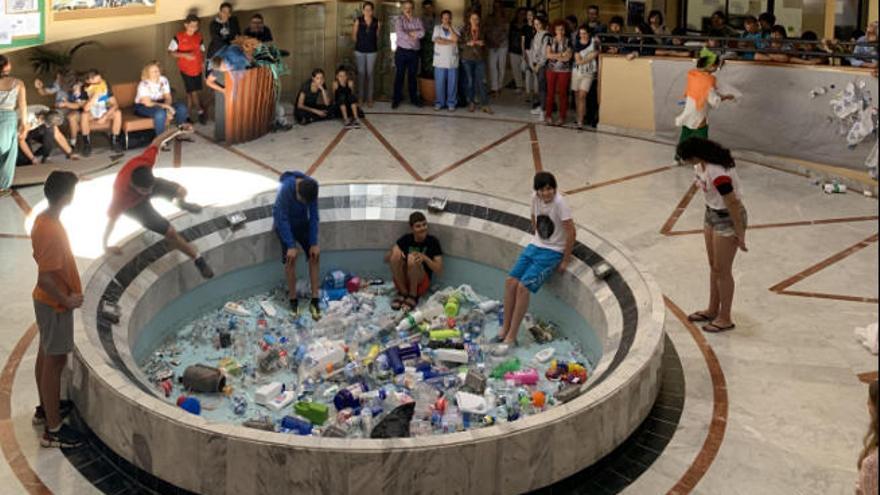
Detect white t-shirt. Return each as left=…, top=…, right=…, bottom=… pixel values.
left=531, top=192, right=573, bottom=252
left=136, top=76, right=171, bottom=103
left=694, top=163, right=742, bottom=210
left=432, top=25, right=460, bottom=68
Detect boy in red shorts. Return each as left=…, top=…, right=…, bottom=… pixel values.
left=386, top=211, right=444, bottom=311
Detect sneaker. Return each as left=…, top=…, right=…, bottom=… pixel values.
left=309, top=300, right=322, bottom=321
left=175, top=199, right=203, bottom=214
left=289, top=299, right=301, bottom=316
left=111, top=136, right=124, bottom=153
left=41, top=424, right=85, bottom=449
left=81, top=140, right=92, bottom=157
left=391, top=102, right=400, bottom=109
left=32, top=401, right=75, bottom=426
left=530, top=107, right=542, bottom=115
left=468, top=103, right=476, bottom=113
left=194, top=257, right=214, bottom=279
left=434, top=105, right=442, bottom=111
left=481, top=106, right=494, bottom=115
left=447, top=106, right=456, bottom=112
left=198, top=111, right=208, bottom=125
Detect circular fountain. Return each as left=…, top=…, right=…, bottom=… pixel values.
left=70, top=182, right=665, bottom=495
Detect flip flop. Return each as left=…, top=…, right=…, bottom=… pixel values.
left=702, top=322, right=736, bottom=333
left=687, top=311, right=716, bottom=322
left=390, top=294, right=406, bottom=311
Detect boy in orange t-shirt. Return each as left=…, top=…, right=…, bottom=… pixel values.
left=31, top=170, right=84, bottom=448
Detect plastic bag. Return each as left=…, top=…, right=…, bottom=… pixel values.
left=370, top=402, right=416, bottom=438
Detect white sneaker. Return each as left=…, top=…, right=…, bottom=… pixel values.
left=530, top=107, right=542, bottom=115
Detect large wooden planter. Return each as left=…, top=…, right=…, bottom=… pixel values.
left=223, top=66, right=275, bottom=144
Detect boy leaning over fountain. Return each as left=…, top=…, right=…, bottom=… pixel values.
left=273, top=171, right=322, bottom=320
left=493, top=171, right=575, bottom=355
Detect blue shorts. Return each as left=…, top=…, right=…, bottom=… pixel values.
left=508, top=244, right=563, bottom=293
left=276, top=225, right=312, bottom=263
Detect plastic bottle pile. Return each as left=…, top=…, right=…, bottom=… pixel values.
left=140, top=271, right=593, bottom=439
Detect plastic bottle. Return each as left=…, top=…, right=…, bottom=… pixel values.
left=478, top=300, right=500, bottom=313
left=444, top=292, right=461, bottom=317
left=396, top=305, right=444, bottom=332
left=361, top=407, right=374, bottom=436
left=504, top=368, right=539, bottom=386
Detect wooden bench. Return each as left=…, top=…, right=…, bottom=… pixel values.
left=88, top=82, right=155, bottom=149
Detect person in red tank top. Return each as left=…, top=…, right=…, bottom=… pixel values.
left=102, top=124, right=215, bottom=279
left=168, top=15, right=207, bottom=124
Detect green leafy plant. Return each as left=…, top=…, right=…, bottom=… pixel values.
left=28, top=41, right=99, bottom=75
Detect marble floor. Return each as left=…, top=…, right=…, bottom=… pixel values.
left=0, top=99, right=877, bottom=495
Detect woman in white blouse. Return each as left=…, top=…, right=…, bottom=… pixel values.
left=134, top=61, right=189, bottom=147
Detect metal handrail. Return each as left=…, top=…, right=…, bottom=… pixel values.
left=592, top=33, right=879, bottom=61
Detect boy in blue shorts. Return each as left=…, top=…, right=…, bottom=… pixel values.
left=273, top=171, right=321, bottom=320
left=495, top=172, right=575, bottom=353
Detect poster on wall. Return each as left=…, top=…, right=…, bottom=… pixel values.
left=0, top=0, right=45, bottom=49
left=52, top=0, right=156, bottom=21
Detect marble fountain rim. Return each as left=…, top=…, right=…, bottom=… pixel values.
left=74, top=181, right=666, bottom=452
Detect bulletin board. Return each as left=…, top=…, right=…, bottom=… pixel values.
left=0, top=0, right=45, bottom=50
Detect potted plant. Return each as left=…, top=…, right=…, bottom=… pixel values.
left=417, top=39, right=435, bottom=105
left=28, top=41, right=98, bottom=75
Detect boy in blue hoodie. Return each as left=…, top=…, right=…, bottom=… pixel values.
left=273, top=171, right=321, bottom=319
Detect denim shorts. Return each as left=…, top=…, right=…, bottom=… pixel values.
left=704, top=206, right=748, bottom=237
left=509, top=244, right=563, bottom=293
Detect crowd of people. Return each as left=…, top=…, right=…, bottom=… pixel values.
left=1, top=2, right=878, bottom=194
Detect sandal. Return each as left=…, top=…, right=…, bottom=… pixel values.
left=687, top=311, right=716, bottom=322
left=702, top=322, right=736, bottom=333
left=390, top=293, right=406, bottom=311
left=401, top=295, right=419, bottom=312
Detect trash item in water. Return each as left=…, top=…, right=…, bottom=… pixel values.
left=177, top=395, right=201, bottom=415
left=545, top=360, right=588, bottom=384
left=255, top=382, right=284, bottom=405
left=233, top=396, right=248, bottom=416
left=224, top=302, right=250, bottom=317
left=528, top=322, right=555, bottom=343
left=464, top=369, right=487, bottom=394
left=281, top=414, right=313, bottom=435
left=302, top=338, right=346, bottom=377
left=490, top=357, right=521, bottom=379
left=504, top=368, right=539, bottom=386
left=532, top=391, right=546, bottom=408
left=266, top=391, right=297, bottom=412
left=809, top=86, right=827, bottom=98
left=397, top=305, right=444, bottom=332
left=434, top=348, right=468, bottom=364
left=182, top=364, right=226, bottom=393
left=386, top=343, right=421, bottom=375
left=258, top=348, right=283, bottom=374
left=371, top=402, right=416, bottom=438
left=242, top=416, right=275, bottom=431
left=533, top=348, right=555, bottom=363
left=346, top=276, right=362, bottom=293
left=455, top=391, right=489, bottom=414
left=444, top=292, right=461, bottom=317
left=478, top=300, right=500, bottom=312
left=159, top=379, right=173, bottom=397
left=429, top=329, right=461, bottom=341
left=295, top=401, right=329, bottom=425
left=259, top=300, right=277, bottom=317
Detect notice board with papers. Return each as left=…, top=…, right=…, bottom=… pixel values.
left=0, top=0, right=45, bottom=50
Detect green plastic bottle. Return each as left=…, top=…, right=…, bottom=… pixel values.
left=294, top=401, right=329, bottom=426
left=490, top=357, right=521, bottom=379
left=444, top=292, right=461, bottom=317
left=429, top=329, right=461, bottom=341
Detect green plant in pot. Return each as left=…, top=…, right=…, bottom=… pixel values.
left=29, top=41, right=99, bottom=75
left=418, top=39, right=435, bottom=104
